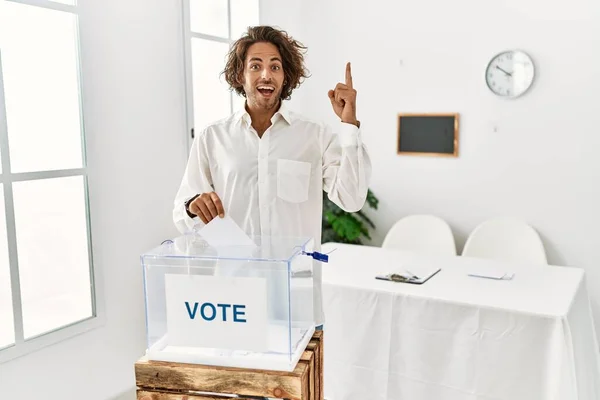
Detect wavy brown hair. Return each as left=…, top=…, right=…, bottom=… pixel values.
left=222, top=26, right=309, bottom=101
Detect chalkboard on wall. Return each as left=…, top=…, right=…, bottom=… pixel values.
left=397, top=113, right=459, bottom=157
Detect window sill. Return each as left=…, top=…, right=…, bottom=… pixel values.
left=0, top=313, right=106, bottom=364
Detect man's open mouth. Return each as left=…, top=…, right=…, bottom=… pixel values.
left=257, top=85, right=275, bottom=96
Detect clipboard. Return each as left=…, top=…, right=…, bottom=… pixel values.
left=375, top=268, right=441, bottom=285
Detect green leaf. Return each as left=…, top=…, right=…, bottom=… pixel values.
left=356, top=210, right=375, bottom=229
left=321, top=188, right=379, bottom=245
left=366, top=189, right=379, bottom=210
left=331, top=214, right=364, bottom=242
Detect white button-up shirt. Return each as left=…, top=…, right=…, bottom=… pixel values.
left=173, top=101, right=372, bottom=325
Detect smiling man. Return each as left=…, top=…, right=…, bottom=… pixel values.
left=173, top=25, right=371, bottom=330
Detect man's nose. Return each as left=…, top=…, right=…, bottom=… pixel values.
left=260, top=68, right=272, bottom=80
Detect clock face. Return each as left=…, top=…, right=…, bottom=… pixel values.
left=485, top=50, right=535, bottom=98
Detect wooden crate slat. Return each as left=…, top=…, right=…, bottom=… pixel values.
left=136, top=331, right=323, bottom=400
left=300, top=350, right=315, bottom=400
left=300, top=350, right=312, bottom=362
left=136, top=359, right=308, bottom=399
left=306, top=344, right=319, bottom=399
left=301, top=359, right=311, bottom=400
left=137, top=389, right=256, bottom=399
left=310, top=331, right=324, bottom=400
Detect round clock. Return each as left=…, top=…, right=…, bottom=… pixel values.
left=485, top=50, right=535, bottom=98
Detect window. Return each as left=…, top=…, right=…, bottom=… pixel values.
left=182, top=0, right=259, bottom=146
left=0, top=0, right=96, bottom=362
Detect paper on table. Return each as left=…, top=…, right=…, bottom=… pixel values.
left=403, top=264, right=441, bottom=280
left=376, top=264, right=441, bottom=284
left=467, top=266, right=515, bottom=280
left=197, top=215, right=256, bottom=248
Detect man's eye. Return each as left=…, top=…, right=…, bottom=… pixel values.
left=272, top=65, right=281, bottom=71
left=250, top=64, right=259, bottom=70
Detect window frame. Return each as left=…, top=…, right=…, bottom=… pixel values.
left=0, top=0, right=103, bottom=364
left=182, top=0, right=259, bottom=150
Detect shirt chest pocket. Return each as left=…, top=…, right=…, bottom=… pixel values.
left=277, top=159, right=312, bottom=203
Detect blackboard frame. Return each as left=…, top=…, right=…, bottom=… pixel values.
left=397, top=113, right=459, bottom=157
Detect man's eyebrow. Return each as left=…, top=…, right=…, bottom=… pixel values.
left=248, top=56, right=282, bottom=63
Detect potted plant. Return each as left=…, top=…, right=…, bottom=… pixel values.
left=322, top=189, right=379, bottom=244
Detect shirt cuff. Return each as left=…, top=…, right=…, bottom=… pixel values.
left=337, top=121, right=360, bottom=147
left=185, top=193, right=201, bottom=218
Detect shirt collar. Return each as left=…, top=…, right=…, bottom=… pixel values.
left=274, top=101, right=293, bottom=125
left=234, top=100, right=293, bottom=127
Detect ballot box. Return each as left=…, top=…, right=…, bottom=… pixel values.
left=140, top=231, right=317, bottom=372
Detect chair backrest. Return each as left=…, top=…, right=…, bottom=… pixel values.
left=462, top=217, right=547, bottom=265
left=382, top=215, right=457, bottom=256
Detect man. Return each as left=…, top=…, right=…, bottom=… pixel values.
left=173, top=25, right=371, bottom=329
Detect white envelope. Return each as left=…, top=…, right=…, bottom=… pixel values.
left=197, top=215, right=256, bottom=248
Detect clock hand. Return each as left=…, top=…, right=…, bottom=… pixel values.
left=495, top=65, right=513, bottom=77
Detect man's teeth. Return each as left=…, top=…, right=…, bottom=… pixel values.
left=258, top=86, right=274, bottom=91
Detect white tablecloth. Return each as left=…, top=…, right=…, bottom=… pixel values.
left=321, top=243, right=600, bottom=400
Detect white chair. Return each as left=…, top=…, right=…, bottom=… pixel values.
left=382, top=214, right=457, bottom=256
left=462, top=217, right=547, bottom=265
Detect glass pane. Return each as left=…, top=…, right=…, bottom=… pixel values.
left=0, top=2, right=83, bottom=173
left=0, top=185, right=15, bottom=348
left=13, top=176, right=92, bottom=339
left=230, top=0, right=259, bottom=40
left=191, top=38, right=232, bottom=131
left=190, top=0, right=228, bottom=38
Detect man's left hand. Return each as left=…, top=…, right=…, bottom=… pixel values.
left=328, top=62, right=359, bottom=127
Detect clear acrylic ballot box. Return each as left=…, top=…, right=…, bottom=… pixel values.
left=140, top=233, right=316, bottom=372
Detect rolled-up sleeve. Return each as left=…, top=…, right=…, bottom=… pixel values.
left=321, top=121, right=372, bottom=212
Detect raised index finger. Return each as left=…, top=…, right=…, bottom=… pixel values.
left=345, top=62, right=353, bottom=88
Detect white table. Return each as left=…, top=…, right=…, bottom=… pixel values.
left=321, top=243, right=600, bottom=400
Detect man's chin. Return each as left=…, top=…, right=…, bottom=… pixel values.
left=247, top=94, right=280, bottom=110
left=258, top=98, right=280, bottom=109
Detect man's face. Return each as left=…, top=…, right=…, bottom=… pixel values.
left=241, top=42, right=284, bottom=110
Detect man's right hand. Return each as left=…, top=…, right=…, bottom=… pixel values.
left=188, top=192, right=225, bottom=224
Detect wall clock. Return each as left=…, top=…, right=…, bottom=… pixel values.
left=485, top=50, right=535, bottom=98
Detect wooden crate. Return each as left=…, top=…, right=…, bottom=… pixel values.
left=135, top=330, right=323, bottom=400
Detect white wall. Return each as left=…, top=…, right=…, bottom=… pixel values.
left=261, top=0, right=600, bottom=335
left=0, top=0, right=187, bottom=398
left=1, top=0, right=598, bottom=397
